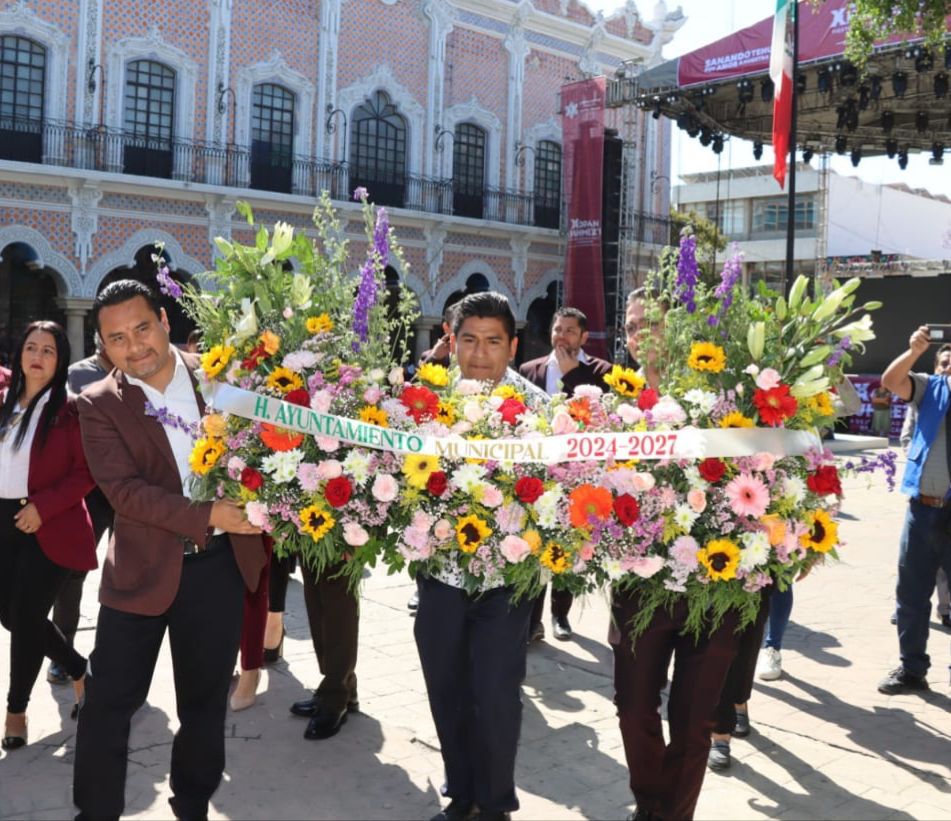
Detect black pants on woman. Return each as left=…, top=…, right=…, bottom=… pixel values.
left=0, top=498, right=86, bottom=712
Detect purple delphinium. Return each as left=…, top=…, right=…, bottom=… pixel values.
left=675, top=233, right=699, bottom=313
left=708, top=244, right=744, bottom=327
left=144, top=400, right=199, bottom=439
left=827, top=335, right=852, bottom=367
left=352, top=207, right=390, bottom=350
left=156, top=265, right=183, bottom=300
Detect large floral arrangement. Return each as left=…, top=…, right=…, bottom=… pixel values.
left=178, top=194, right=418, bottom=584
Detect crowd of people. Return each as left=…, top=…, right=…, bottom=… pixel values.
left=0, top=281, right=948, bottom=821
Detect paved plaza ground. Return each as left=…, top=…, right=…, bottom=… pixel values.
left=1, top=447, right=949, bottom=820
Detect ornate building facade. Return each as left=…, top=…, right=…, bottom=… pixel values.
left=0, top=0, right=681, bottom=363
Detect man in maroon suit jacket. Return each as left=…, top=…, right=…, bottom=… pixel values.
left=73, top=279, right=266, bottom=821
left=519, top=306, right=612, bottom=642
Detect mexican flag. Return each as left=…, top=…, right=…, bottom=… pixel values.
left=770, top=0, right=794, bottom=188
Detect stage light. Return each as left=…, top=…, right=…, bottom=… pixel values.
left=836, top=61, right=858, bottom=87
left=931, top=142, right=945, bottom=165
left=914, top=48, right=933, bottom=73
left=845, top=103, right=859, bottom=132
left=737, top=79, right=754, bottom=104
left=699, top=127, right=713, bottom=147
left=916, top=110, right=929, bottom=133
left=835, top=135, right=847, bottom=155
left=796, top=73, right=806, bottom=93
left=712, top=134, right=724, bottom=154
left=802, top=147, right=814, bottom=163
left=850, top=147, right=862, bottom=167
left=652, top=98, right=662, bottom=119
left=676, top=111, right=690, bottom=130
left=836, top=105, right=847, bottom=130
left=898, top=148, right=909, bottom=170
left=869, top=75, right=882, bottom=100
left=817, top=69, right=831, bottom=93
left=892, top=71, right=908, bottom=97
left=760, top=78, right=774, bottom=102
left=686, top=120, right=700, bottom=138
left=753, top=141, right=763, bottom=160
left=885, top=138, right=898, bottom=158
left=880, top=110, right=895, bottom=133
left=858, top=85, right=870, bottom=110
left=934, top=72, right=949, bottom=98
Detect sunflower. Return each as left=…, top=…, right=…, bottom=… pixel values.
left=259, top=330, right=280, bottom=356
left=696, top=538, right=741, bottom=581
left=456, top=514, right=492, bottom=553
left=540, top=541, right=570, bottom=574
left=402, top=453, right=441, bottom=489
left=491, top=384, right=524, bottom=402
left=188, top=437, right=226, bottom=475
left=800, top=510, right=838, bottom=553
left=266, top=367, right=304, bottom=394
left=299, top=504, right=335, bottom=541
left=359, top=405, right=389, bottom=427
left=687, top=341, right=727, bottom=373
left=568, top=484, right=614, bottom=529
left=718, top=411, right=755, bottom=428
left=201, top=344, right=235, bottom=378
left=436, top=400, right=457, bottom=425
left=417, top=362, right=449, bottom=387
left=604, top=365, right=646, bottom=397
left=305, top=314, right=334, bottom=335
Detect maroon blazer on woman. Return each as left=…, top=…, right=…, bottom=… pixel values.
left=26, top=397, right=98, bottom=571
left=77, top=353, right=267, bottom=617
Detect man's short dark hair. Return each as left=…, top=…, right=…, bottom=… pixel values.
left=452, top=291, right=516, bottom=341
left=187, top=328, right=202, bottom=346
left=937, top=343, right=951, bottom=366
left=93, top=279, right=162, bottom=332
left=551, top=306, right=587, bottom=332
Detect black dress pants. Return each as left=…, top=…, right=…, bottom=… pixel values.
left=300, top=559, right=359, bottom=712
left=612, top=589, right=740, bottom=821
left=530, top=584, right=573, bottom=628
left=414, top=575, right=534, bottom=814
left=73, top=539, right=244, bottom=820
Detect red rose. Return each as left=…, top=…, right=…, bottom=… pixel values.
left=324, top=476, right=353, bottom=508
left=699, top=458, right=727, bottom=483
left=426, top=471, right=448, bottom=496
left=285, top=388, right=310, bottom=407
left=807, top=465, right=842, bottom=496
left=613, top=493, right=640, bottom=526
left=637, top=388, right=659, bottom=411
left=498, top=397, right=528, bottom=425
left=514, top=476, right=545, bottom=504
left=240, top=467, right=264, bottom=492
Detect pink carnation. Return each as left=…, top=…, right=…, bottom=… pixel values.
left=670, top=536, right=700, bottom=570
left=316, top=460, right=343, bottom=480
left=310, top=390, right=333, bottom=413
left=499, top=535, right=531, bottom=563
left=725, top=474, right=771, bottom=518
left=631, top=472, right=656, bottom=493
left=755, top=368, right=782, bottom=390
left=617, top=403, right=643, bottom=425
left=315, top=435, right=340, bottom=452
left=622, top=555, right=666, bottom=578
left=297, top=462, right=320, bottom=492
left=687, top=488, right=707, bottom=513
left=433, top=519, right=453, bottom=541
left=481, top=485, right=504, bottom=508
left=342, top=522, right=369, bottom=546
left=372, top=474, right=399, bottom=502
left=551, top=410, right=576, bottom=435
left=363, top=386, right=383, bottom=404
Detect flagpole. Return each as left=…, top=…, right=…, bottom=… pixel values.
left=783, top=0, right=799, bottom=294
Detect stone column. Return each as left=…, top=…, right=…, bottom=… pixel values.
left=414, top=316, right=441, bottom=362
left=58, top=298, right=94, bottom=362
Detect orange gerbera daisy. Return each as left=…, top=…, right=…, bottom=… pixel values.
left=567, top=397, right=594, bottom=426
left=568, top=484, right=614, bottom=529
left=259, top=423, right=305, bottom=451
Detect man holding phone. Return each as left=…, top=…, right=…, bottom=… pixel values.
left=878, top=325, right=951, bottom=694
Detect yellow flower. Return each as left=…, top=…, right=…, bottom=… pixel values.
left=760, top=514, right=787, bottom=547
left=688, top=341, right=727, bottom=373
left=436, top=401, right=456, bottom=425
left=456, top=514, right=492, bottom=553
left=604, top=365, right=646, bottom=397
left=266, top=367, right=304, bottom=394
left=540, top=541, right=570, bottom=574
left=696, top=538, right=741, bottom=581
left=188, top=437, right=226, bottom=476
left=808, top=392, right=834, bottom=417
left=201, top=344, right=235, bottom=378
left=359, top=405, right=389, bottom=427
left=238, top=485, right=258, bottom=503
left=800, top=510, right=838, bottom=553
left=259, top=330, right=280, bottom=356
left=305, top=314, right=334, bottom=335
left=719, top=411, right=755, bottom=428
left=402, top=454, right=440, bottom=489
left=417, top=362, right=449, bottom=387
left=491, top=384, right=524, bottom=402
left=299, top=504, right=335, bottom=541
left=202, top=413, right=227, bottom=438
left=522, top=529, right=542, bottom=554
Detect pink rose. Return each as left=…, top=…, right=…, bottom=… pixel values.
left=616, top=403, right=642, bottom=425
left=631, top=472, right=656, bottom=493
left=316, top=460, right=343, bottom=480
left=550, top=409, right=576, bottom=435
left=463, top=400, right=485, bottom=423
left=623, top=555, right=666, bottom=578
left=579, top=542, right=595, bottom=561
left=499, top=535, right=531, bottom=564
left=481, top=485, right=504, bottom=508
left=315, top=435, right=340, bottom=452
left=411, top=509, right=434, bottom=532
left=342, top=522, right=369, bottom=546
left=755, top=368, right=782, bottom=390
left=433, top=519, right=453, bottom=541
left=573, top=384, right=603, bottom=400
left=751, top=451, right=777, bottom=472
left=372, top=474, right=399, bottom=502
left=687, top=488, right=707, bottom=513
left=310, top=390, right=333, bottom=413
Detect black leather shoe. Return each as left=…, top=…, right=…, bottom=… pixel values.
left=552, top=615, right=572, bottom=640
left=290, top=693, right=359, bottom=717
left=303, top=706, right=347, bottom=740
left=429, top=799, right=476, bottom=821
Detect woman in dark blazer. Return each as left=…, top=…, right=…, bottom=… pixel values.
left=0, top=320, right=97, bottom=749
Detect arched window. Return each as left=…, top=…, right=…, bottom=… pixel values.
left=251, top=82, right=295, bottom=193
left=350, top=90, right=407, bottom=208
left=122, top=59, right=175, bottom=178
left=0, top=35, right=46, bottom=162
left=533, top=140, right=562, bottom=229
left=452, top=122, right=486, bottom=219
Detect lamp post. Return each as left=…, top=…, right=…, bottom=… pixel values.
left=325, top=104, right=348, bottom=165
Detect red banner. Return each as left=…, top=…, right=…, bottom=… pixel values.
left=561, top=77, right=608, bottom=360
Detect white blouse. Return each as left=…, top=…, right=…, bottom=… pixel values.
left=0, top=391, right=50, bottom=498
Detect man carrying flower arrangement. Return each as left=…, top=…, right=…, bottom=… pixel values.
left=415, top=291, right=548, bottom=821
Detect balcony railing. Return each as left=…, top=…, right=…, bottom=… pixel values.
left=0, top=117, right=559, bottom=229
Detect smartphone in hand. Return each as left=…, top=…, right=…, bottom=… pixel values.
left=927, top=324, right=951, bottom=342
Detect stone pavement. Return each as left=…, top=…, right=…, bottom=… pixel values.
left=1, top=451, right=949, bottom=820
